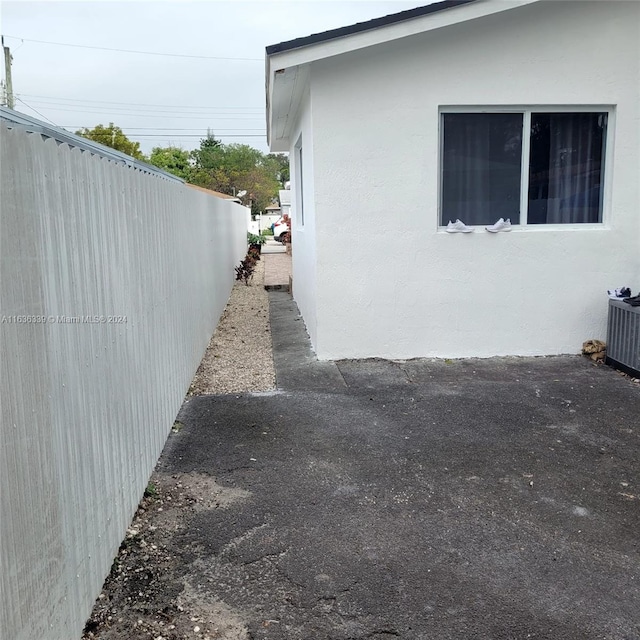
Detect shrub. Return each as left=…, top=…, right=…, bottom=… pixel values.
left=235, top=253, right=257, bottom=285
left=247, top=232, right=266, bottom=246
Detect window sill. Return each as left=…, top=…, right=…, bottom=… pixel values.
left=439, top=224, right=609, bottom=233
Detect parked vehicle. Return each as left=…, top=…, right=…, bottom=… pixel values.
left=273, top=217, right=290, bottom=243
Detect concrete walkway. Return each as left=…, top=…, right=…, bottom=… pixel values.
left=263, top=249, right=291, bottom=291
left=166, top=294, right=640, bottom=639
left=262, top=237, right=286, bottom=255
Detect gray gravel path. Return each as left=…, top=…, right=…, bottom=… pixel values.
left=189, top=259, right=276, bottom=395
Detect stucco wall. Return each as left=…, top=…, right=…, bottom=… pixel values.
left=308, top=0, right=640, bottom=359
left=290, top=85, right=318, bottom=347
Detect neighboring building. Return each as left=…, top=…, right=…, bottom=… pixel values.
left=266, top=0, right=640, bottom=360
left=186, top=183, right=243, bottom=203
left=279, top=188, right=291, bottom=218
left=265, top=203, right=282, bottom=215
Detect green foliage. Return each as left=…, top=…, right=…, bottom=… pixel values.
left=200, top=130, right=222, bottom=150
left=247, top=232, right=266, bottom=246
left=261, top=227, right=274, bottom=236
left=76, top=122, right=144, bottom=159
left=95, top=124, right=290, bottom=216
left=148, top=146, right=193, bottom=181
left=144, top=482, right=158, bottom=498
left=266, top=153, right=290, bottom=186
left=192, top=134, right=225, bottom=173
left=189, top=134, right=286, bottom=215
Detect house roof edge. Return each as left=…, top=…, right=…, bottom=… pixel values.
left=266, top=0, right=479, bottom=56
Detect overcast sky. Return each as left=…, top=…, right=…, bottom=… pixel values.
left=2, top=1, right=425, bottom=154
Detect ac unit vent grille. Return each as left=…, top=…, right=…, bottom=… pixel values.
left=606, top=300, right=640, bottom=377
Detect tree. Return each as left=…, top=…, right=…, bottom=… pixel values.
left=266, top=153, right=290, bottom=186
left=190, top=137, right=284, bottom=214
left=244, top=164, right=280, bottom=215
left=189, top=132, right=225, bottom=185
left=148, top=146, right=193, bottom=181
left=200, top=130, right=222, bottom=150
left=75, top=123, right=144, bottom=159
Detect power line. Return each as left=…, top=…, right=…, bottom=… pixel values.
left=15, top=101, right=264, bottom=120
left=15, top=97, right=59, bottom=126
left=18, top=93, right=263, bottom=111
left=121, top=134, right=267, bottom=138
left=65, top=127, right=266, bottom=132
left=12, top=105, right=266, bottom=140
left=66, top=128, right=266, bottom=135
left=3, top=35, right=263, bottom=61
left=22, top=99, right=264, bottom=117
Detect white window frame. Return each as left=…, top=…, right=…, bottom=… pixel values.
left=438, top=105, right=615, bottom=230
left=294, top=135, right=304, bottom=228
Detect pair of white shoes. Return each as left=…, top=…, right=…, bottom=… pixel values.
left=446, top=218, right=512, bottom=233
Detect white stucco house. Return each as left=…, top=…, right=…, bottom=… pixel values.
left=266, top=0, right=640, bottom=360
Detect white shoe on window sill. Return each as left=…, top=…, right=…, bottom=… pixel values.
left=446, top=219, right=474, bottom=233
left=485, top=218, right=512, bottom=233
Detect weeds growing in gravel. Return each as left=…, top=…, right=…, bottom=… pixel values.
left=235, top=253, right=257, bottom=285
left=144, top=482, right=158, bottom=498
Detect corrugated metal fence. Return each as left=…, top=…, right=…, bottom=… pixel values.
left=0, top=123, right=247, bottom=639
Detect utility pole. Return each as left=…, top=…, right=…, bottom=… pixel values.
left=2, top=36, right=14, bottom=109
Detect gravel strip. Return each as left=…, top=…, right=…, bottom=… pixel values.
left=189, top=258, right=276, bottom=395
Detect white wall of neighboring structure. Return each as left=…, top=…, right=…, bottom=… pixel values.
left=258, top=213, right=281, bottom=232
left=0, top=123, right=247, bottom=640
left=304, top=0, right=639, bottom=359
left=289, top=85, right=318, bottom=346
left=279, top=189, right=291, bottom=218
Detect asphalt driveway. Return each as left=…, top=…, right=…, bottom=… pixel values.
left=162, top=292, right=639, bottom=639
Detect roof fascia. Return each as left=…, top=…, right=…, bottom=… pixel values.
left=268, top=0, right=538, bottom=70
left=268, top=64, right=309, bottom=152
left=267, top=0, right=477, bottom=56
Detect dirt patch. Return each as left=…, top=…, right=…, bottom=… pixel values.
left=178, top=582, right=249, bottom=640
left=82, top=470, right=251, bottom=640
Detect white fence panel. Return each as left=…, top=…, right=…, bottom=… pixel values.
left=0, top=123, right=247, bottom=639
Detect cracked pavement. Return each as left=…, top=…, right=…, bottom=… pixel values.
left=154, top=292, right=639, bottom=639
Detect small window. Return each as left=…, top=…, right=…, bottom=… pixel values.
left=295, top=136, right=304, bottom=227
left=440, top=109, right=608, bottom=227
